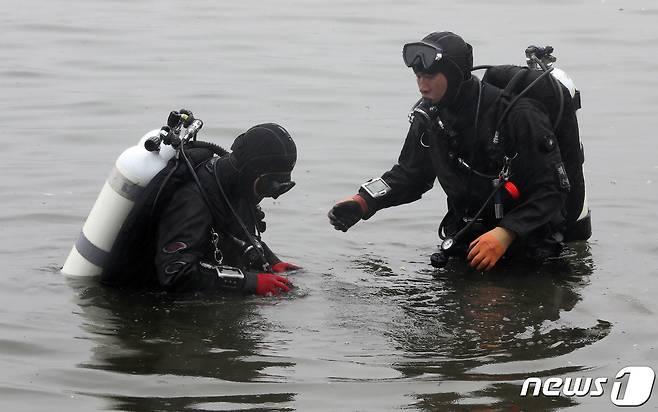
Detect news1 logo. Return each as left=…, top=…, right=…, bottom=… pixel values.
left=520, top=366, right=656, bottom=406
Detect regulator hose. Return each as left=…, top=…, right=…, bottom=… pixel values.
left=186, top=140, right=229, bottom=157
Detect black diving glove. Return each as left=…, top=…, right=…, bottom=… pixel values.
left=328, top=195, right=368, bottom=232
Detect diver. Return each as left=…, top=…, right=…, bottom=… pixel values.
left=328, top=31, right=590, bottom=271
left=103, top=122, right=301, bottom=295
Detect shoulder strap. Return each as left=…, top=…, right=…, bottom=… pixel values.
left=494, top=66, right=557, bottom=140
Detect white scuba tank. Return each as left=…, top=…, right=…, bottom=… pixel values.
left=550, top=67, right=590, bottom=223
left=62, top=130, right=176, bottom=276
left=551, top=67, right=576, bottom=99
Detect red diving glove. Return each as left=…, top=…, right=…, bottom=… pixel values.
left=328, top=194, right=368, bottom=232
left=467, top=227, right=517, bottom=271
left=271, top=262, right=302, bottom=273
left=255, top=273, right=292, bottom=296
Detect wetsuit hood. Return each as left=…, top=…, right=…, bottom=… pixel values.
left=227, top=123, right=297, bottom=201
left=418, top=31, right=474, bottom=108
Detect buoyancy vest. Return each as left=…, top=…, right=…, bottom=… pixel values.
left=482, top=65, right=591, bottom=241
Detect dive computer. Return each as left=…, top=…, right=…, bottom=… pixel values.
left=361, top=177, right=391, bottom=199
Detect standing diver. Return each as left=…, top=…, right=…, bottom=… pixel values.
left=328, top=31, right=591, bottom=270
left=102, top=121, right=301, bottom=295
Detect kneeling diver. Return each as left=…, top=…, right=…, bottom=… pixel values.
left=103, top=122, right=301, bottom=295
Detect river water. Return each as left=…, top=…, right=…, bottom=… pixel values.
left=2, top=0, right=657, bottom=411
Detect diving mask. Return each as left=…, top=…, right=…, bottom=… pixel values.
left=254, top=173, right=296, bottom=199
left=403, top=41, right=444, bottom=72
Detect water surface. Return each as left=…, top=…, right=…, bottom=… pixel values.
left=1, top=0, right=657, bottom=410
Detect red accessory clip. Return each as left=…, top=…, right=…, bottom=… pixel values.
left=504, top=181, right=520, bottom=200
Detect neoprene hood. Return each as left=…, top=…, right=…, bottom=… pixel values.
left=229, top=123, right=297, bottom=196
left=413, top=31, right=474, bottom=107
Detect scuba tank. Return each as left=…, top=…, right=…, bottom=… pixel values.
left=62, top=110, right=205, bottom=277
left=61, top=129, right=176, bottom=276
left=63, top=109, right=271, bottom=280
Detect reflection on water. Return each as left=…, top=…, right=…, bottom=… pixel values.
left=69, top=278, right=295, bottom=411
left=106, top=393, right=296, bottom=412
left=350, top=243, right=610, bottom=409
left=413, top=383, right=578, bottom=412
left=65, top=243, right=610, bottom=410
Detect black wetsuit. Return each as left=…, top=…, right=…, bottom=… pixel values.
left=103, top=155, right=281, bottom=293
left=360, top=77, right=570, bottom=259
